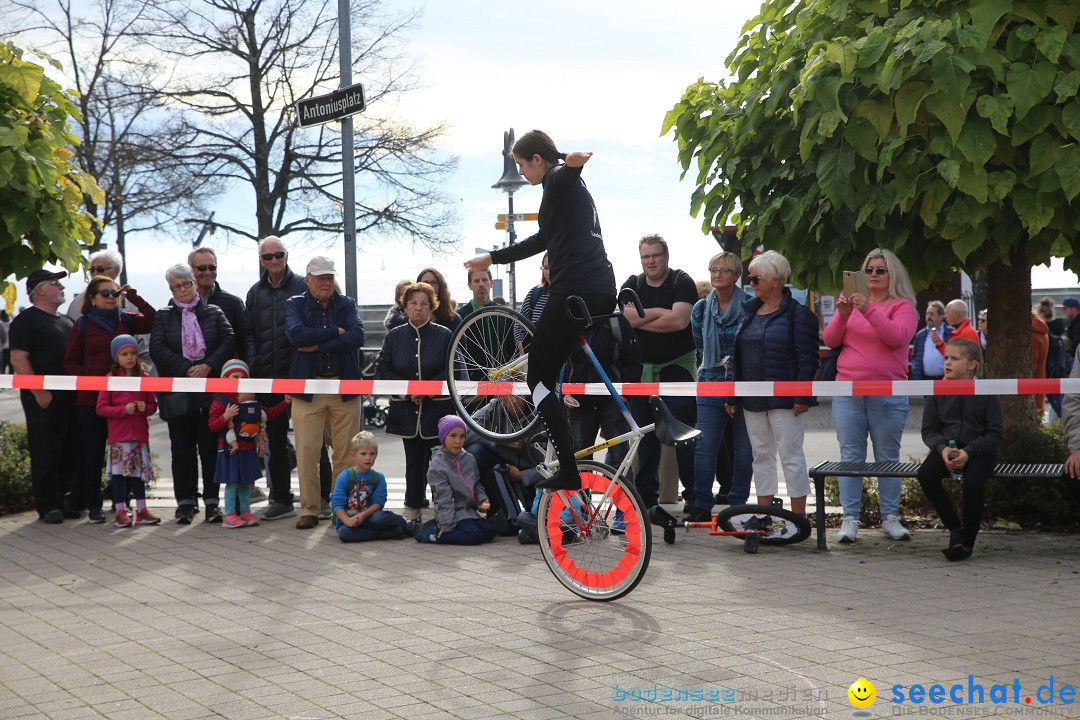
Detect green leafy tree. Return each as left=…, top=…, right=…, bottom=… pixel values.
left=0, top=41, right=103, bottom=286
left=664, top=0, right=1080, bottom=431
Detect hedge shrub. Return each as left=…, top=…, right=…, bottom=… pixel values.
left=0, top=421, right=33, bottom=515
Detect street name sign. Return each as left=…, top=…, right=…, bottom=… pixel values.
left=296, top=83, right=366, bottom=128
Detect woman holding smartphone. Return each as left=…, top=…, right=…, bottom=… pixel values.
left=822, top=248, right=918, bottom=544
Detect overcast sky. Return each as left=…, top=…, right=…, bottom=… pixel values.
left=3, top=0, right=1075, bottom=313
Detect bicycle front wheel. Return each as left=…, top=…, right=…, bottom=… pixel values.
left=537, top=461, right=652, bottom=601
left=446, top=305, right=541, bottom=443
left=715, top=504, right=811, bottom=546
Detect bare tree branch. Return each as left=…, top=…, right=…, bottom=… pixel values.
left=132, top=0, right=459, bottom=250
left=2, top=0, right=223, bottom=280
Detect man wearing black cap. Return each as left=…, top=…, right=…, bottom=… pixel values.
left=9, top=269, right=82, bottom=523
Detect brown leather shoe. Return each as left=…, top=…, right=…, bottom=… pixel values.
left=295, top=514, right=319, bottom=529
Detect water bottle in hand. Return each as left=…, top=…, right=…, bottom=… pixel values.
left=947, top=440, right=963, bottom=481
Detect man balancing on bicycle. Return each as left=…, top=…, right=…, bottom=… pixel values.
left=465, top=130, right=615, bottom=492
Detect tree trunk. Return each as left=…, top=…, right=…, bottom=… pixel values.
left=985, top=250, right=1036, bottom=434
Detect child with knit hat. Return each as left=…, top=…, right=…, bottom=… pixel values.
left=416, top=415, right=496, bottom=544
left=95, top=334, right=159, bottom=528
left=208, top=360, right=290, bottom=528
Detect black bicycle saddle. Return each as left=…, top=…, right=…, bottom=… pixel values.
left=650, top=395, right=701, bottom=446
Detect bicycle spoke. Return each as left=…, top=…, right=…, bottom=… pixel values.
left=538, top=464, right=651, bottom=601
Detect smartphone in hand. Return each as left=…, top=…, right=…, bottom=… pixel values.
left=842, top=270, right=867, bottom=296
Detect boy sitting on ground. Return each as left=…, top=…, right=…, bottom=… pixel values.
left=330, top=431, right=408, bottom=542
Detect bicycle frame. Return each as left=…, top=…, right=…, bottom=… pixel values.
left=535, top=331, right=654, bottom=535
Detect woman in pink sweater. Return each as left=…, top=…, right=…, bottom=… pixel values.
left=96, top=335, right=159, bottom=528
left=822, top=249, right=917, bottom=544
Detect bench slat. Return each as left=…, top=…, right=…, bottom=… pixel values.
left=809, top=461, right=1064, bottom=479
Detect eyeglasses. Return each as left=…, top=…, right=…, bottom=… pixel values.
left=864, top=267, right=888, bottom=276
left=170, top=280, right=194, bottom=291
left=36, top=281, right=62, bottom=289
left=748, top=275, right=764, bottom=286
left=420, top=277, right=440, bottom=286
left=260, top=251, right=286, bottom=261
left=541, top=265, right=549, bottom=272
left=640, top=252, right=666, bottom=262
left=95, top=289, right=121, bottom=298
left=193, top=264, right=217, bottom=272
left=709, top=267, right=735, bottom=275
left=90, top=265, right=115, bottom=274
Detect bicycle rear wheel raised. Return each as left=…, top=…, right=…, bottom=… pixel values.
left=446, top=305, right=541, bottom=443
left=537, top=461, right=651, bottom=601
left=715, top=504, right=811, bottom=546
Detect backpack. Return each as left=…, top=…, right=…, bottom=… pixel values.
left=485, top=465, right=530, bottom=536
left=1047, top=333, right=1068, bottom=379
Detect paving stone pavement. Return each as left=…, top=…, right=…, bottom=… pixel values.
left=1, top=503, right=1079, bottom=720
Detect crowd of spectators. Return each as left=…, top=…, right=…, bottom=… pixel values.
left=4, top=236, right=1074, bottom=555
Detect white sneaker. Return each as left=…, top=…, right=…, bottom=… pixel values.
left=882, top=514, right=911, bottom=540
left=837, top=516, right=859, bottom=544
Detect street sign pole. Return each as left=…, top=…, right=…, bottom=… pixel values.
left=507, top=193, right=517, bottom=308
left=338, top=0, right=357, bottom=302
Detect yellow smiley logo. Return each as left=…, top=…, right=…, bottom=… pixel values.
left=848, top=678, right=876, bottom=709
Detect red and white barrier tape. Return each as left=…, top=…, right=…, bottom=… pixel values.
left=0, top=375, right=1073, bottom=397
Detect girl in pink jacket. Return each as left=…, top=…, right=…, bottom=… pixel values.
left=96, top=335, right=159, bottom=528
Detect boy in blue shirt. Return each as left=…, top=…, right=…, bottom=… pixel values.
left=330, top=431, right=408, bottom=542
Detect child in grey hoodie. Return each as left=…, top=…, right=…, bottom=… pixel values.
left=417, top=416, right=497, bottom=544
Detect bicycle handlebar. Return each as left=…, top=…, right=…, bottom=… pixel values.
left=618, top=287, right=645, bottom=318
left=564, top=288, right=645, bottom=326
left=565, top=296, right=593, bottom=325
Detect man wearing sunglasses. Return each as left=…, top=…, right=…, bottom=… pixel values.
left=65, top=249, right=123, bottom=320
left=245, top=236, right=309, bottom=521
left=189, top=247, right=255, bottom=366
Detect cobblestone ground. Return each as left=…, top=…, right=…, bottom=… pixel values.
left=1, top=510, right=1078, bottom=720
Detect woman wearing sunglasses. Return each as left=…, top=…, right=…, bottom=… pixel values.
left=63, top=275, right=156, bottom=523
left=822, top=248, right=918, bottom=544
left=726, top=251, right=819, bottom=517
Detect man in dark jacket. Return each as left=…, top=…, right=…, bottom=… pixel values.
left=285, top=257, right=365, bottom=529
left=190, top=246, right=255, bottom=365
left=245, top=236, right=308, bottom=520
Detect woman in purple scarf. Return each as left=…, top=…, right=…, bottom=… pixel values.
left=149, top=264, right=236, bottom=524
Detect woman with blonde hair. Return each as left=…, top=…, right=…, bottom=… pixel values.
left=822, top=248, right=918, bottom=543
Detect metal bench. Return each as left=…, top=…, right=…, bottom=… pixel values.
left=807, top=461, right=1068, bottom=550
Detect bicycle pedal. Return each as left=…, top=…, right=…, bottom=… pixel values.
left=648, top=505, right=678, bottom=530
left=770, top=498, right=784, bottom=508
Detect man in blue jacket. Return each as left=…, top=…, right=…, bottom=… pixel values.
left=285, top=257, right=365, bottom=529
left=910, top=300, right=952, bottom=380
